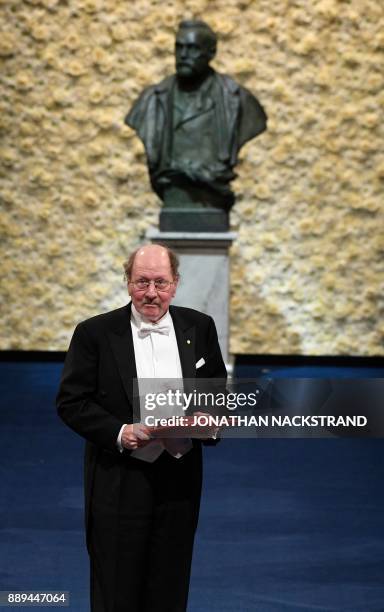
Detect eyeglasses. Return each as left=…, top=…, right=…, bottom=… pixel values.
left=129, top=279, right=174, bottom=291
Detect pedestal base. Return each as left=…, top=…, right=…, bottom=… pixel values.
left=160, top=208, right=229, bottom=232
left=146, top=228, right=236, bottom=366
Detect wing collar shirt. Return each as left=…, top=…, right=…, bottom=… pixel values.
left=117, top=304, right=192, bottom=461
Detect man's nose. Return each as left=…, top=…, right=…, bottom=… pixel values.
left=145, top=282, right=158, bottom=297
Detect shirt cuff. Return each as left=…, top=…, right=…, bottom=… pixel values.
left=117, top=424, right=127, bottom=453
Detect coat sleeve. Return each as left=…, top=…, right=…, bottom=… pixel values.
left=201, top=316, right=227, bottom=446
left=56, top=322, right=125, bottom=453
left=205, top=316, right=228, bottom=380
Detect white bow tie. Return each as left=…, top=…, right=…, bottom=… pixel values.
left=138, top=323, right=170, bottom=338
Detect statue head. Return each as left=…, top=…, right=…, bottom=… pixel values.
left=175, top=20, right=217, bottom=80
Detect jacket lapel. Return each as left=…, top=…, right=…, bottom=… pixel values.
left=170, top=306, right=196, bottom=380
left=107, top=304, right=138, bottom=406
left=173, top=96, right=215, bottom=129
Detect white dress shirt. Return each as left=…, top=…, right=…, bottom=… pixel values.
left=117, top=304, right=192, bottom=462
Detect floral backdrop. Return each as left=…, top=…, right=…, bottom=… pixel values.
left=0, top=0, right=383, bottom=354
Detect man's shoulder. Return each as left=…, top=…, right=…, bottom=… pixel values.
left=77, top=305, right=130, bottom=333
left=169, top=305, right=213, bottom=326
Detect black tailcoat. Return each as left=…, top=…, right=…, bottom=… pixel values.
left=57, top=303, right=226, bottom=612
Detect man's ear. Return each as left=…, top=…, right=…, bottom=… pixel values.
left=172, top=276, right=179, bottom=296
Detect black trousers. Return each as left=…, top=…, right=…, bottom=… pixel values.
left=89, top=443, right=202, bottom=612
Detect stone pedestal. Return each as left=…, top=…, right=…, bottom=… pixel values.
left=146, top=228, right=236, bottom=366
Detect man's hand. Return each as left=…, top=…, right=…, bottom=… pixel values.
left=121, top=423, right=152, bottom=450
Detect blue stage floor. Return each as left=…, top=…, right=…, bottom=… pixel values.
left=1, top=361, right=384, bottom=611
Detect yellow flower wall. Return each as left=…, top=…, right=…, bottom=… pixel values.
left=0, top=0, right=383, bottom=354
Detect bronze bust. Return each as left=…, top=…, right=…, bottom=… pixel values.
left=125, top=20, right=267, bottom=231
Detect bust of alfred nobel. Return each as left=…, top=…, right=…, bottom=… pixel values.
left=125, top=19, right=267, bottom=229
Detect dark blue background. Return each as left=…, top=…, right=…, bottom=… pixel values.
left=1, top=361, right=384, bottom=611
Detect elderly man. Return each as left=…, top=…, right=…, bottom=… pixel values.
left=57, top=243, right=226, bottom=612
left=125, top=19, right=267, bottom=230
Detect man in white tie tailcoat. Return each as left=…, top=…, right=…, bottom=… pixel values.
left=57, top=244, right=227, bottom=612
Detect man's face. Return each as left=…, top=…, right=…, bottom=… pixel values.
left=175, top=28, right=214, bottom=79
left=128, top=245, right=178, bottom=322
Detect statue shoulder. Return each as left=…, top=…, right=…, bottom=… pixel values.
left=214, top=71, right=241, bottom=94
left=136, top=74, right=175, bottom=101
left=125, top=74, right=175, bottom=128
left=214, top=71, right=267, bottom=142
left=215, top=71, right=261, bottom=103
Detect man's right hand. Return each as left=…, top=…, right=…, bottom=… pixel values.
left=121, top=423, right=152, bottom=450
